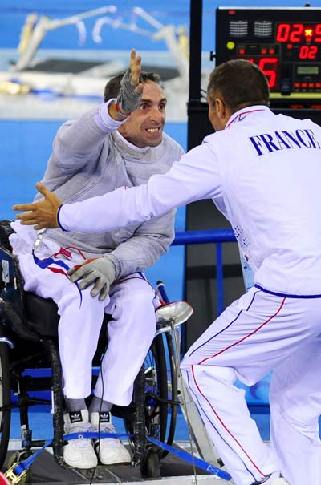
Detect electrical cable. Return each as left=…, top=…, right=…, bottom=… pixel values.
left=89, top=353, right=104, bottom=485
left=171, top=322, right=199, bottom=484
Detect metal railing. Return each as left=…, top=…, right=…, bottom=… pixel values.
left=173, top=228, right=237, bottom=316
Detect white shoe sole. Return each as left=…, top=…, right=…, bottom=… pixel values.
left=63, top=447, right=98, bottom=469
left=97, top=445, right=132, bottom=465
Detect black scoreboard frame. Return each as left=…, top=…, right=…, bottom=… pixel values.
left=188, top=2, right=321, bottom=151
left=216, top=6, right=321, bottom=97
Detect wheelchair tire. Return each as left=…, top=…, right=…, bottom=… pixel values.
left=124, top=332, right=178, bottom=470
left=163, top=332, right=178, bottom=455
left=150, top=334, right=169, bottom=443
left=140, top=447, right=161, bottom=479
left=0, top=340, right=11, bottom=469
left=144, top=333, right=178, bottom=455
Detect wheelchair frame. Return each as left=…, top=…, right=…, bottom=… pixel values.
left=0, top=220, right=179, bottom=480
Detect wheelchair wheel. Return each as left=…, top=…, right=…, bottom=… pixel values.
left=144, top=332, right=178, bottom=457
left=0, top=339, right=11, bottom=468
left=163, top=331, right=178, bottom=454
left=123, top=331, right=178, bottom=474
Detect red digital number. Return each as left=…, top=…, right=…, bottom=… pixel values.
left=258, top=58, right=278, bottom=89
left=315, top=24, right=321, bottom=42
left=310, top=45, right=318, bottom=58
left=290, top=23, right=304, bottom=43
left=276, top=23, right=291, bottom=42
left=276, top=23, right=321, bottom=43
left=299, top=45, right=318, bottom=59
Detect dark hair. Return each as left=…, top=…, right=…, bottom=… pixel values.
left=207, top=59, right=270, bottom=112
left=104, top=71, right=161, bottom=102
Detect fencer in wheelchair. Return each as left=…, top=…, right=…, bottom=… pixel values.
left=4, top=49, right=186, bottom=470
left=0, top=225, right=192, bottom=478
left=10, top=226, right=159, bottom=469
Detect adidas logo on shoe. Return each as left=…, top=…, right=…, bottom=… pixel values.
left=99, top=411, right=111, bottom=423
left=63, top=409, right=97, bottom=469
left=69, top=411, right=84, bottom=424
left=91, top=411, right=131, bottom=465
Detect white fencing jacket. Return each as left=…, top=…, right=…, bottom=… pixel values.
left=58, top=105, right=321, bottom=295
left=13, top=102, right=184, bottom=278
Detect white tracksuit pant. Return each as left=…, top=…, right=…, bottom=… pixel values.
left=13, top=241, right=156, bottom=406
left=181, top=287, right=321, bottom=485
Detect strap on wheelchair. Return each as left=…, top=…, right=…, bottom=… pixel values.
left=146, top=436, right=231, bottom=480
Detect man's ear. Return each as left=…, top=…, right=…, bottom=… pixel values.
left=215, top=97, right=227, bottom=120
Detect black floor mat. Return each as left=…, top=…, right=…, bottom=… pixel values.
left=6, top=447, right=209, bottom=484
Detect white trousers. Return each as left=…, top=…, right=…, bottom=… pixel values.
left=14, top=242, right=156, bottom=406
left=181, top=287, right=321, bottom=485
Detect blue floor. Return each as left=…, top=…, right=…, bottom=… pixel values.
left=9, top=405, right=271, bottom=443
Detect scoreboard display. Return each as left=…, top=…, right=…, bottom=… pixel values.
left=216, top=7, right=321, bottom=95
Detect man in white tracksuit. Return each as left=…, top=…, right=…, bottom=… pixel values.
left=10, top=51, right=184, bottom=469
left=15, top=59, right=321, bottom=485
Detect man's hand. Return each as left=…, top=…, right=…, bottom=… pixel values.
left=13, top=182, right=62, bottom=229
left=68, top=255, right=117, bottom=300
left=115, top=49, right=144, bottom=115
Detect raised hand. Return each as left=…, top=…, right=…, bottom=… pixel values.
left=116, top=49, right=144, bottom=115
left=129, top=48, right=143, bottom=91
left=13, top=182, right=62, bottom=229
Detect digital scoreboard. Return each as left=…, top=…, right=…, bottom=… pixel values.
left=216, top=7, right=321, bottom=96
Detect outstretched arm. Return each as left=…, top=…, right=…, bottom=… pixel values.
left=14, top=183, right=62, bottom=229
left=14, top=143, right=222, bottom=232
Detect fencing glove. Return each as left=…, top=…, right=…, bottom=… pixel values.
left=116, top=68, right=143, bottom=115
left=68, top=255, right=117, bottom=301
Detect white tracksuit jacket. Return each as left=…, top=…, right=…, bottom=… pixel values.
left=57, top=105, right=321, bottom=485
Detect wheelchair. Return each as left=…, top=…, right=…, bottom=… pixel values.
left=0, top=220, right=193, bottom=481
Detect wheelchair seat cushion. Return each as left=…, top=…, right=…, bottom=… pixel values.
left=24, top=292, right=59, bottom=338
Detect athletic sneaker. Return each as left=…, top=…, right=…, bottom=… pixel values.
left=268, top=478, right=289, bottom=485
left=254, top=473, right=290, bottom=485
left=63, top=409, right=98, bottom=469
left=91, top=411, right=131, bottom=465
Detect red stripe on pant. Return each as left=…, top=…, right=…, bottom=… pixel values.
left=191, top=296, right=286, bottom=479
